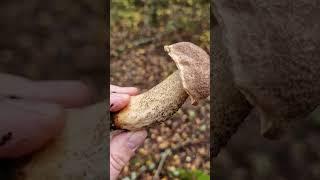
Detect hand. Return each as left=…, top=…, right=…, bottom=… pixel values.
left=110, top=85, right=147, bottom=180
left=0, top=73, right=93, bottom=158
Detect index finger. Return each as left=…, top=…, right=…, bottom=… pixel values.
left=110, top=85, right=139, bottom=96
left=0, top=73, right=93, bottom=108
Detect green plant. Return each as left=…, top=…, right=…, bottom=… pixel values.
left=173, top=168, right=210, bottom=180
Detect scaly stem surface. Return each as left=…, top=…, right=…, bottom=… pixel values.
left=114, top=70, right=189, bottom=130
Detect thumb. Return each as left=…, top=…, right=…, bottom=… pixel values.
left=110, top=130, right=147, bottom=179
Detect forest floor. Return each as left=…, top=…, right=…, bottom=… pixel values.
left=110, top=29, right=210, bottom=179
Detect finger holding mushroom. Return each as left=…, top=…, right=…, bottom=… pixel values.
left=113, top=42, right=210, bottom=130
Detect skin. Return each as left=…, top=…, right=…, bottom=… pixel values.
left=109, top=85, right=147, bottom=180
left=0, top=73, right=92, bottom=158
left=0, top=74, right=145, bottom=179
left=18, top=86, right=145, bottom=179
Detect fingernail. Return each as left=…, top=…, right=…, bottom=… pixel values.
left=127, top=131, right=147, bottom=151
left=128, top=87, right=139, bottom=94
left=110, top=93, right=129, bottom=105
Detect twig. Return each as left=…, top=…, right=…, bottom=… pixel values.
left=116, top=30, right=173, bottom=54
left=172, top=139, right=205, bottom=153
left=152, top=139, right=207, bottom=179
left=153, top=149, right=171, bottom=180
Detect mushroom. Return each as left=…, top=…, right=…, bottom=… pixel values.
left=113, top=42, right=210, bottom=130
left=14, top=103, right=108, bottom=179
left=212, top=1, right=320, bottom=157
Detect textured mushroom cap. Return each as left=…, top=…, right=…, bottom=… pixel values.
left=164, top=42, right=210, bottom=105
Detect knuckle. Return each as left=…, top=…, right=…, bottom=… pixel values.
left=110, top=152, right=127, bottom=172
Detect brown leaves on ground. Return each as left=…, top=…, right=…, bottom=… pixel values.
left=111, top=32, right=210, bottom=179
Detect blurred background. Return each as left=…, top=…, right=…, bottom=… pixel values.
left=2, top=0, right=318, bottom=179
left=0, top=0, right=106, bottom=100
left=214, top=108, right=320, bottom=180
left=212, top=6, right=320, bottom=180
left=110, top=0, right=210, bottom=179
left=0, top=0, right=106, bottom=179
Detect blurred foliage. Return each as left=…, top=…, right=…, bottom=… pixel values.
left=111, top=0, right=210, bottom=48
left=172, top=168, right=210, bottom=180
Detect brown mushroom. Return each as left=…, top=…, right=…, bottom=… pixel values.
left=15, top=103, right=108, bottom=179
left=113, top=42, right=210, bottom=130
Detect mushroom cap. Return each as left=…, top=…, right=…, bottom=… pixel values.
left=164, top=42, right=210, bottom=105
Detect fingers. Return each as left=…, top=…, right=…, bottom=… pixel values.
left=110, top=130, right=147, bottom=179
left=0, top=99, right=65, bottom=159
left=0, top=73, right=93, bottom=108
left=109, top=86, right=143, bottom=180
left=110, top=93, right=130, bottom=112
left=110, top=130, right=125, bottom=139
left=30, top=81, right=93, bottom=108
left=110, top=85, right=139, bottom=96
left=109, top=85, right=139, bottom=112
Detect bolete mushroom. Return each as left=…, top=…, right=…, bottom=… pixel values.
left=14, top=103, right=108, bottom=180
left=113, top=42, right=210, bottom=130
left=212, top=0, right=320, bottom=157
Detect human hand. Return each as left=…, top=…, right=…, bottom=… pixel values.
left=110, top=85, right=147, bottom=180
left=0, top=73, right=93, bottom=158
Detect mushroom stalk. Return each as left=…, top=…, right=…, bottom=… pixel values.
left=113, top=42, right=210, bottom=131
left=15, top=103, right=108, bottom=179
left=114, top=70, right=188, bottom=130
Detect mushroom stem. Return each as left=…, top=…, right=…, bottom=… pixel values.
left=114, top=42, right=210, bottom=130
left=114, top=70, right=189, bottom=130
